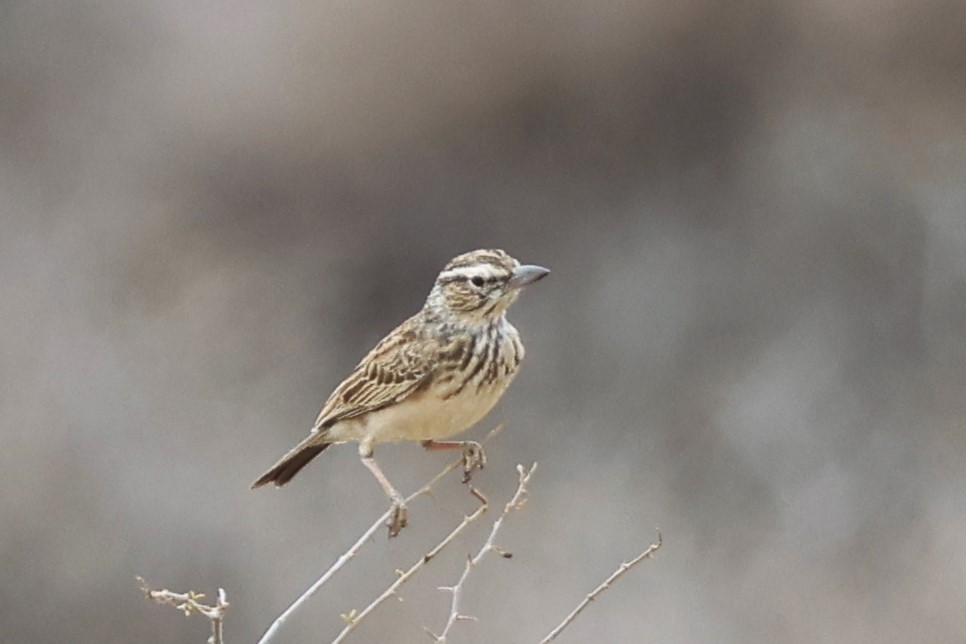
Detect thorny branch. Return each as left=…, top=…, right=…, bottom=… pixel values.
left=256, top=423, right=505, bottom=644
left=141, top=421, right=661, bottom=644
left=331, top=487, right=490, bottom=643
left=539, top=529, right=663, bottom=643
left=430, top=463, right=537, bottom=642
left=137, top=576, right=229, bottom=644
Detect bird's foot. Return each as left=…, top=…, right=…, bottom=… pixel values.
left=386, top=499, right=408, bottom=538
left=461, top=441, right=486, bottom=484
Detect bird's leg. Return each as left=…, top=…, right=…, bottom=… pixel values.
left=421, top=440, right=486, bottom=483
left=359, top=442, right=407, bottom=537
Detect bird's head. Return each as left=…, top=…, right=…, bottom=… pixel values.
left=427, top=249, right=549, bottom=323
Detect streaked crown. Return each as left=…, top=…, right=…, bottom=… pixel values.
left=427, top=249, right=549, bottom=320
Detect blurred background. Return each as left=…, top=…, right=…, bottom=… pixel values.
left=3, top=1, right=966, bottom=642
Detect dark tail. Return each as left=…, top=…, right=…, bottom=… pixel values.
left=251, top=435, right=332, bottom=489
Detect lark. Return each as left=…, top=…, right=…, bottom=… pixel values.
left=252, top=249, right=549, bottom=536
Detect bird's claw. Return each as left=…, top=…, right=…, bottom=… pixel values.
left=461, top=441, right=486, bottom=484
left=387, top=500, right=408, bottom=538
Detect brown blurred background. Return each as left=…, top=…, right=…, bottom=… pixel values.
left=3, top=1, right=966, bottom=642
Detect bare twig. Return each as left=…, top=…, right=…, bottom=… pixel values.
left=539, top=529, right=663, bottom=643
left=432, top=463, right=537, bottom=642
left=137, top=576, right=229, bottom=644
left=331, top=489, right=490, bottom=643
left=256, top=464, right=455, bottom=644
left=257, top=424, right=505, bottom=644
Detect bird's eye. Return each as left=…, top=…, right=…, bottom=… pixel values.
left=471, top=276, right=485, bottom=288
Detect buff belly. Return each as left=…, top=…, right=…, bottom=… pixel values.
left=329, top=379, right=512, bottom=443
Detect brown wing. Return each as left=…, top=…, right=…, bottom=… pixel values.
left=313, top=315, right=439, bottom=429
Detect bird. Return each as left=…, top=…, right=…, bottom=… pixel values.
left=252, top=249, right=549, bottom=537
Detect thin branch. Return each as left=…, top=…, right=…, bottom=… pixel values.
left=257, top=423, right=505, bottom=644
left=256, top=465, right=454, bottom=644
left=138, top=577, right=229, bottom=644
left=331, top=489, right=490, bottom=643
left=539, top=529, right=663, bottom=643
left=432, top=463, right=537, bottom=642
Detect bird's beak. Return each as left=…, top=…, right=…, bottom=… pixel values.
left=508, top=264, right=550, bottom=290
